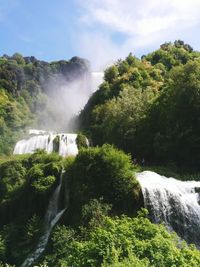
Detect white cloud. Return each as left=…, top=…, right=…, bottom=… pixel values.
left=78, top=0, right=200, bottom=36
left=75, top=0, right=200, bottom=70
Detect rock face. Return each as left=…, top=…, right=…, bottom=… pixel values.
left=136, top=171, right=200, bottom=246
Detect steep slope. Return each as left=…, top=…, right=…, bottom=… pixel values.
left=78, top=41, right=200, bottom=169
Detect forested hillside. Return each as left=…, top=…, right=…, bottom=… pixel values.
left=2, top=41, right=200, bottom=266
left=79, top=40, right=200, bottom=169
left=0, top=53, right=89, bottom=154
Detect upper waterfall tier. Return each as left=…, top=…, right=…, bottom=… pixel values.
left=13, top=130, right=78, bottom=157
left=136, top=171, right=200, bottom=246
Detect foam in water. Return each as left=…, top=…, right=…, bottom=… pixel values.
left=136, top=171, right=200, bottom=246
left=13, top=130, right=78, bottom=157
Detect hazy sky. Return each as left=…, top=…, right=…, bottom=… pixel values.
left=1, top=0, right=200, bottom=70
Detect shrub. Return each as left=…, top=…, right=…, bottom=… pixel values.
left=31, top=175, right=56, bottom=194
left=76, top=133, right=88, bottom=149
left=45, top=211, right=200, bottom=267
left=81, top=198, right=112, bottom=228
left=68, top=144, right=142, bottom=223
left=0, top=159, right=27, bottom=202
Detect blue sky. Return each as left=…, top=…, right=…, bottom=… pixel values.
left=1, top=0, right=200, bottom=70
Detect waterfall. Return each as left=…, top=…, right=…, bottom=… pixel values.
left=21, top=171, right=67, bottom=267
left=13, top=130, right=78, bottom=157
left=91, top=72, right=104, bottom=92
left=136, top=171, right=200, bottom=246
left=18, top=130, right=81, bottom=266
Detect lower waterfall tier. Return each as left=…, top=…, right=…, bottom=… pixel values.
left=136, top=171, right=200, bottom=246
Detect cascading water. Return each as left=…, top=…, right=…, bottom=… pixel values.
left=13, top=130, right=78, bottom=157
left=91, top=72, right=104, bottom=92
left=21, top=170, right=67, bottom=267
left=17, top=70, right=101, bottom=266
left=136, top=171, right=200, bottom=246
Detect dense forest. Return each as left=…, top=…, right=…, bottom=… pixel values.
left=1, top=41, right=200, bottom=266
left=79, top=40, right=200, bottom=170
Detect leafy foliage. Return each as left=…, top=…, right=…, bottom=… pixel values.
left=44, top=210, right=200, bottom=267
left=81, top=198, right=112, bottom=228
left=0, top=214, right=42, bottom=265
left=79, top=52, right=163, bottom=131
left=79, top=41, right=200, bottom=170
left=76, top=133, right=88, bottom=149
left=67, top=145, right=141, bottom=224
left=0, top=150, right=63, bottom=265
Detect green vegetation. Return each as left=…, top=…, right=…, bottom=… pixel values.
left=140, top=164, right=200, bottom=181
left=0, top=54, right=89, bottom=154
left=2, top=41, right=200, bottom=266
left=66, top=144, right=142, bottom=224
left=76, top=133, right=88, bottom=149
left=0, top=88, right=34, bottom=154
left=79, top=40, right=200, bottom=170
left=0, top=146, right=143, bottom=265
left=43, top=208, right=200, bottom=267
left=0, top=151, right=63, bottom=265
left=0, top=146, right=200, bottom=266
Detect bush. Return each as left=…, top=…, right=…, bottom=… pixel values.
left=27, top=150, right=62, bottom=166
left=81, top=198, right=112, bottom=228
left=76, top=133, right=88, bottom=149
left=26, top=151, right=62, bottom=194
left=0, top=159, right=27, bottom=202
left=45, top=211, right=200, bottom=267
left=30, top=174, right=56, bottom=194
left=67, top=144, right=142, bottom=223
left=28, top=161, right=62, bottom=195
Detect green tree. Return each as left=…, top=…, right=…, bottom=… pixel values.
left=67, top=145, right=141, bottom=224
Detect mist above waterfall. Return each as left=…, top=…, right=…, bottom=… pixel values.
left=36, top=71, right=104, bottom=132
left=38, top=74, right=89, bottom=131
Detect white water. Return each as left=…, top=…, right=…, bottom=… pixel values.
left=21, top=171, right=66, bottom=267
left=136, top=171, right=200, bottom=246
left=91, top=72, right=104, bottom=92
left=13, top=130, right=78, bottom=157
